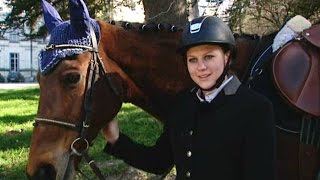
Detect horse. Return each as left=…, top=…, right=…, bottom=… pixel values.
left=27, top=0, right=192, bottom=179
left=235, top=30, right=320, bottom=180
left=27, top=0, right=320, bottom=179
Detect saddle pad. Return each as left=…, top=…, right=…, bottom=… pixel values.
left=272, top=41, right=320, bottom=117
left=302, top=24, right=320, bottom=48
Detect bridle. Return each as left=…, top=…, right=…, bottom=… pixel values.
left=33, top=26, right=107, bottom=180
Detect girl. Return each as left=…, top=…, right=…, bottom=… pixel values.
left=103, top=16, right=276, bottom=180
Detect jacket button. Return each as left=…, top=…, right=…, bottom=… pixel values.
left=186, top=171, right=191, bottom=178
left=187, top=151, right=192, bottom=157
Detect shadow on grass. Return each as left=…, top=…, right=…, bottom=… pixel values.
left=0, top=87, right=39, bottom=101
left=0, top=129, right=33, bottom=150
left=0, top=160, right=28, bottom=179
left=0, top=114, right=36, bottom=124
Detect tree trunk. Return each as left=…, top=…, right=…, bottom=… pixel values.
left=143, top=0, right=188, bottom=27
left=188, top=0, right=200, bottom=21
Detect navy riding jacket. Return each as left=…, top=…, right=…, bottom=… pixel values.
left=104, top=76, right=276, bottom=180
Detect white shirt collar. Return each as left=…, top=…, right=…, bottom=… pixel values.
left=196, top=75, right=234, bottom=103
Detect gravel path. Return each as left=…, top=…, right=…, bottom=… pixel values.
left=0, top=83, right=39, bottom=90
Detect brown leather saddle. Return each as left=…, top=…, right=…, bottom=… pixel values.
left=272, top=24, right=320, bottom=117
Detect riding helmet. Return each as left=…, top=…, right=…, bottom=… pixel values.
left=179, top=16, right=235, bottom=54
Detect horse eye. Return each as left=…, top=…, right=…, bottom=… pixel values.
left=63, top=73, right=81, bottom=87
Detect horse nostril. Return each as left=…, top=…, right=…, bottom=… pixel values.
left=28, top=164, right=56, bottom=180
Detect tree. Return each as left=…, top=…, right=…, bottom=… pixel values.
left=229, top=0, right=320, bottom=35
left=187, top=0, right=199, bottom=21
left=2, top=0, right=189, bottom=38
left=2, top=0, right=40, bottom=38
left=143, top=0, right=188, bottom=26
left=3, top=0, right=108, bottom=38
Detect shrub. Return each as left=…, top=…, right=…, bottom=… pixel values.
left=0, top=73, right=5, bottom=82
left=7, top=71, right=25, bottom=82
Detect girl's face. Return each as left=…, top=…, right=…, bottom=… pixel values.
left=186, top=44, right=230, bottom=94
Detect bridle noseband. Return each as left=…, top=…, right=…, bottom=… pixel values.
left=33, top=26, right=107, bottom=180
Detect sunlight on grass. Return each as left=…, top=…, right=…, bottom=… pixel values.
left=0, top=100, right=37, bottom=115
left=0, top=87, right=38, bottom=129
left=0, top=153, right=28, bottom=179
left=0, top=88, right=38, bottom=179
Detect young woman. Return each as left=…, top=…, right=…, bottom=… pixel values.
left=103, top=16, right=276, bottom=180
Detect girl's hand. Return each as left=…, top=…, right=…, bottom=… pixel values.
left=101, top=119, right=119, bottom=145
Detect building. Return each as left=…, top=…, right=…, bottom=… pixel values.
left=0, top=1, right=47, bottom=82
left=0, top=35, right=47, bottom=82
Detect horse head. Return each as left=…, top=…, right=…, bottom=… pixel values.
left=26, top=0, right=122, bottom=179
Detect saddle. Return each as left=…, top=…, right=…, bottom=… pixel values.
left=272, top=24, right=320, bottom=117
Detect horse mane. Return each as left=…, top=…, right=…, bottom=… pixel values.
left=97, top=19, right=193, bottom=120
left=234, top=32, right=260, bottom=40
left=108, top=20, right=183, bottom=33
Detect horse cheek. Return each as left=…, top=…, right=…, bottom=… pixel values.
left=89, top=75, right=123, bottom=139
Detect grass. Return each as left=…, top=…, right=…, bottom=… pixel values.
left=0, top=87, right=168, bottom=179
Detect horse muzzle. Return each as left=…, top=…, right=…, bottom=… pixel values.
left=27, top=164, right=56, bottom=180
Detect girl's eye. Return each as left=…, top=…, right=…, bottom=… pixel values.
left=204, top=55, right=214, bottom=60
left=187, top=58, right=197, bottom=63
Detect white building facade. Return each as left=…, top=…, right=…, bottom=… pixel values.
left=0, top=36, right=47, bottom=82
left=0, top=1, right=47, bottom=82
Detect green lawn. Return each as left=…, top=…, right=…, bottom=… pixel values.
left=0, top=87, right=169, bottom=179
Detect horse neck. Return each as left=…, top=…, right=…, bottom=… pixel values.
left=232, top=32, right=278, bottom=82
left=233, top=34, right=260, bottom=80
left=251, top=32, right=277, bottom=59
left=97, top=21, right=193, bottom=122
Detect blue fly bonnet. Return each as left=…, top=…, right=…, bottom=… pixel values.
left=40, top=0, right=100, bottom=74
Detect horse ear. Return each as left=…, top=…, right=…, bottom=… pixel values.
left=41, top=0, right=63, bottom=33
left=69, top=0, right=91, bottom=36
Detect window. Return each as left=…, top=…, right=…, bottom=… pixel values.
left=10, top=53, right=19, bottom=72
left=9, top=32, right=19, bottom=42
left=206, top=0, right=223, bottom=3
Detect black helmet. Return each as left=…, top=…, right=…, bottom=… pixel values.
left=179, top=16, right=235, bottom=54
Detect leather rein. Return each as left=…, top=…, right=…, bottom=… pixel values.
left=33, top=26, right=107, bottom=180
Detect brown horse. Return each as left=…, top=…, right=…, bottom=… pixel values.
left=236, top=31, right=320, bottom=180
left=27, top=0, right=192, bottom=179
left=27, top=0, right=320, bottom=179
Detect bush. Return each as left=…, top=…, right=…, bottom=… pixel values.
left=7, top=71, right=25, bottom=82
left=0, top=73, right=5, bottom=82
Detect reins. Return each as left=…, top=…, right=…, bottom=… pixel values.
left=34, top=26, right=107, bottom=180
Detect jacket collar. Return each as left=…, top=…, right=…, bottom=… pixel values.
left=193, top=75, right=241, bottom=103
left=223, top=75, right=241, bottom=95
